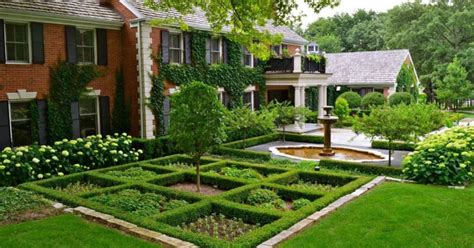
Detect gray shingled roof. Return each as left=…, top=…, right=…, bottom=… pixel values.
left=325, top=50, right=410, bottom=86
left=0, top=1, right=123, bottom=23
left=128, top=0, right=307, bottom=44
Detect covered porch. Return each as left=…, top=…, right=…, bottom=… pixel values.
left=264, top=50, right=332, bottom=133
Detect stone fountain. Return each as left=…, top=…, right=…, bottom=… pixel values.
left=317, top=106, right=338, bottom=156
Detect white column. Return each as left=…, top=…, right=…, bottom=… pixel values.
left=294, top=86, right=302, bottom=107
left=318, top=85, right=327, bottom=117
left=250, top=91, right=255, bottom=111
left=293, top=48, right=302, bottom=73
left=300, top=86, right=306, bottom=108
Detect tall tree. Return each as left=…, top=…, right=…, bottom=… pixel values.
left=144, top=0, right=339, bottom=59
left=435, top=57, right=473, bottom=110
left=169, top=81, right=226, bottom=192
left=315, top=34, right=342, bottom=53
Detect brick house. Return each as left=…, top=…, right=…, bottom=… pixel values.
left=0, top=0, right=313, bottom=149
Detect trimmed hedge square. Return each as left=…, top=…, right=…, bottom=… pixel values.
left=268, top=171, right=357, bottom=193
left=37, top=173, right=122, bottom=196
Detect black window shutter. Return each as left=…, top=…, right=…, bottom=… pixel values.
left=65, top=26, right=77, bottom=64
left=99, top=96, right=110, bottom=135
left=0, top=20, right=5, bottom=64
left=184, top=32, right=191, bottom=64
left=222, top=39, right=228, bottom=64
left=37, top=100, right=48, bottom=145
left=71, top=101, right=80, bottom=138
left=205, top=38, right=211, bottom=64
left=31, top=22, right=44, bottom=64
left=161, top=30, right=169, bottom=64
left=0, top=101, right=11, bottom=149
left=254, top=91, right=260, bottom=110
left=96, top=29, right=108, bottom=66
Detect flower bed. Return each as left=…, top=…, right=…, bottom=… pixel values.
left=0, top=133, right=142, bottom=186
left=20, top=155, right=372, bottom=248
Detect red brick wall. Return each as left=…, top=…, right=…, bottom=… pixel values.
left=0, top=23, right=121, bottom=115
left=109, top=0, right=140, bottom=136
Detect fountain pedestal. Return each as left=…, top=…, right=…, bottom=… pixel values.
left=317, top=106, right=338, bottom=156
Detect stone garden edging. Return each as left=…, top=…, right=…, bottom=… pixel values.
left=256, top=176, right=386, bottom=248
left=72, top=206, right=198, bottom=248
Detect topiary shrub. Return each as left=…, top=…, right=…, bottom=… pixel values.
left=389, top=92, right=414, bottom=106
left=361, top=92, right=386, bottom=109
left=403, top=126, right=474, bottom=185
left=338, top=91, right=362, bottom=109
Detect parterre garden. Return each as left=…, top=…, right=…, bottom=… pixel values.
left=20, top=154, right=372, bottom=247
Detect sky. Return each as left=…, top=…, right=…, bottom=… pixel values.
left=296, top=0, right=416, bottom=28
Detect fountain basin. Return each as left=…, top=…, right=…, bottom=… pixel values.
left=269, top=145, right=389, bottom=163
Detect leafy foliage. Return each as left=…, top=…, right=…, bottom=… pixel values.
left=105, top=167, right=159, bottom=180
left=396, top=64, right=417, bottom=95
left=403, top=126, right=473, bottom=185
left=55, top=181, right=101, bottom=195
left=338, top=91, right=362, bottom=109
left=0, top=187, right=48, bottom=221
left=90, top=189, right=189, bottom=216
left=224, top=106, right=276, bottom=143
left=246, top=188, right=284, bottom=209
left=48, top=61, right=101, bottom=142
left=388, top=92, right=414, bottom=106
left=361, top=92, right=386, bottom=109
left=435, top=57, right=473, bottom=110
left=208, top=166, right=264, bottom=181
left=334, top=97, right=350, bottom=127
left=169, top=81, right=226, bottom=191
left=144, top=0, right=338, bottom=59
left=292, top=198, right=311, bottom=210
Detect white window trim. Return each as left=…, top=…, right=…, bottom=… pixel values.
left=79, top=95, right=101, bottom=137
left=8, top=98, right=35, bottom=147
left=168, top=31, right=184, bottom=64
left=76, top=28, right=97, bottom=65
left=243, top=47, right=254, bottom=68
left=4, top=21, right=32, bottom=65
left=210, top=37, right=222, bottom=64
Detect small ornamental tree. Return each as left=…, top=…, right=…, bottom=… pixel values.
left=224, top=106, right=258, bottom=147
left=435, top=57, right=473, bottom=111
left=353, top=105, right=414, bottom=166
left=334, top=97, right=350, bottom=127
left=169, top=81, right=226, bottom=192
left=338, top=91, right=362, bottom=109
left=269, top=101, right=296, bottom=142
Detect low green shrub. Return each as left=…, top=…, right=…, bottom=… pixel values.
left=246, top=188, right=284, bottom=209
left=104, top=167, right=160, bottom=180
left=292, top=198, right=311, bottom=210
left=371, top=140, right=416, bottom=151
left=0, top=133, right=141, bottom=186
left=54, top=181, right=101, bottom=195
left=361, top=92, right=386, bottom=109
left=208, top=166, right=264, bottom=181
left=319, top=159, right=403, bottom=176
left=388, top=92, right=413, bottom=106
left=403, top=126, right=473, bottom=185
left=338, top=92, right=362, bottom=109
left=132, top=136, right=178, bottom=160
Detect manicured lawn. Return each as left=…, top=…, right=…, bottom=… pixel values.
left=279, top=182, right=473, bottom=248
left=0, top=214, right=160, bottom=248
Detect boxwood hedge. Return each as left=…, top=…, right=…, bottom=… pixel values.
left=21, top=154, right=372, bottom=248
left=371, top=140, right=415, bottom=151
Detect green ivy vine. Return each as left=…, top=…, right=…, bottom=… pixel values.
left=47, top=61, right=101, bottom=142
left=150, top=31, right=266, bottom=136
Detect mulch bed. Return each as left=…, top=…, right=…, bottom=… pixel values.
left=169, top=182, right=226, bottom=196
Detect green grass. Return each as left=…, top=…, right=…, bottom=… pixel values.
left=279, top=182, right=474, bottom=248
left=0, top=214, right=160, bottom=248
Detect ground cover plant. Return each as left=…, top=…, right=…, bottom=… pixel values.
left=89, top=189, right=190, bottom=217
left=288, top=180, right=336, bottom=193
left=20, top=154, right=372, bottom=247
left=0, top=187, right=51, bottom=224
left=208, top=166, right=265, bottom=181
left=104, top=167, right=160, bottom=180
left=0, top=214, right=160, bottom=248
left=54, top=181, right=101, bottom=195
left=279, top=182, right=474, bottom=248
left=179, top=213, right=260, bottom=241
left=244, top=188, right=312, bottom=211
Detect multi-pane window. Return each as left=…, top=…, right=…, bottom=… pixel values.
left=76, top=29, right=95, bottom=64
left=5, top=23, right=30, bottom=63
left=243, top=47, right=253, bottom=67
left=79, top=98, right=99, bottom=138
left=10, top=102, right=32, bottom=147
left=272, top=45, right=281, bottom=55
left=169, top=33, right=182, bottom=64
left=210, top=38, right=221, bottom=64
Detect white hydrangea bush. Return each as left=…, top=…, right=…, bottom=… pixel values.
left=0, top=133, right=142, bottom=186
